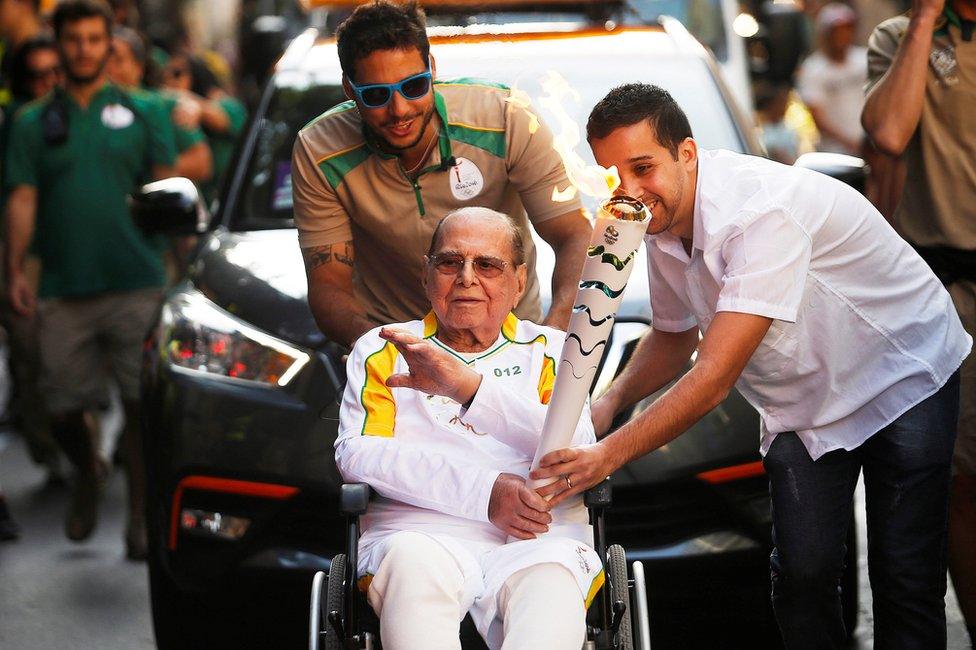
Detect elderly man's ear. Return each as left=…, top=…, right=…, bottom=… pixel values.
left=514, top=263, right=527, bottom=308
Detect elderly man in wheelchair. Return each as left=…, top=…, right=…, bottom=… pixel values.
left=311, top=207, right=646, bottom=650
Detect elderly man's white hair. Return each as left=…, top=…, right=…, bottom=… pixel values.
left=427, top=207, right=525, bottom=265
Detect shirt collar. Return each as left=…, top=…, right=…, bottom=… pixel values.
left=936, top=5, right=975, bottom=40
left=60, top=81, right=117, bottom=111
left=691, top=151, right=706, bottom=252
left=422, top=310, right=518, bottom=340
left=651, top=149, right=706, bottom=261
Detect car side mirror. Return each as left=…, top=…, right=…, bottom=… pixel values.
left=129, top=177, right=211, bottom=236
left=793, top=152, right=868, bottom=194
left=243, top=15, right=288, bottom=87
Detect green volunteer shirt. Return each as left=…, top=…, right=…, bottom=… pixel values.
left=202, top=94, right=247, bottom=203
left=5, top=82, right=178, bottom=298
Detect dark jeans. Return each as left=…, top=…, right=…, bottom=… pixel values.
left=764, top=372, right=960, bottom=650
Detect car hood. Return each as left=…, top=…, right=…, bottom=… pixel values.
left=189, top=228, right=328, bottom=349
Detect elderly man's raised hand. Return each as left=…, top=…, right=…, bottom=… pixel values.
left=488, top=473, right=552, bottom=539
left=381, top=327, right=482, bottom=403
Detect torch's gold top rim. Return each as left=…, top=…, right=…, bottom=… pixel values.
left=600, top=195, right=650, bottom=222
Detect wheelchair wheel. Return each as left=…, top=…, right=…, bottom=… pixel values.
left=323, top=554, right=346, bottom=650
left=608, top=544, right=634, bottom=650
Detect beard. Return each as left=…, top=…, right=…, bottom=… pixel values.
left=63, top=51, right=110, bottom=84
left=369, top=102, right=436, bottom=152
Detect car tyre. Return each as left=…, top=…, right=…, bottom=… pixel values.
left=608, top=544, right=635, bottom=650
left=148, top=558, right=204, bottom=650
left=323, top=553, right=346, bottom=650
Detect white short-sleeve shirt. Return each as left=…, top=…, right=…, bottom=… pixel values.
left=646, top=149, right=972, bottom=460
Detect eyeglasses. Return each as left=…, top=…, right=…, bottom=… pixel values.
left=28, top=66, right=61, bottom=81
left=428, top=253, right=510, bottom=279
left=348, top=70, right=432, bottom=109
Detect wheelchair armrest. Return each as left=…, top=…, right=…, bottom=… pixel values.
left=584, top=478, right=612, bottom=509
left=340, top=483, right=372, bottom=516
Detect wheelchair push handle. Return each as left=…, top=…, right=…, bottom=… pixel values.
left=340, top=483, right=371, bottom=516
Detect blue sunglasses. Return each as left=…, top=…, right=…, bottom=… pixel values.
left=349, top=70, right=433, bottom=108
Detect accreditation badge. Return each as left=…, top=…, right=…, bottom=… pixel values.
left=930, top=43, right=959, bottom=86
left=448, top=157, right=485, bottom=201
left=101, top=103, right=135, bottom=129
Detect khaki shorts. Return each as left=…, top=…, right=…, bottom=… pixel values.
left=949, top=279, right=976, bottom=477
left=37, top=287, right=162, bottom=414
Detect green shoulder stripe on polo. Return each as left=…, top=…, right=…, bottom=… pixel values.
left=318, top=144, right=369, bottom=189
left=302, top=100, right=356, bottom=130
left=437, top=78, right=510, bottom=91
left=447, top=121, right=506, bottom=158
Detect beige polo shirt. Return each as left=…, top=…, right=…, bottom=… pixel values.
left=867, top=12, right=976, bottom=250
left=292, top=79, right=583, bottom=326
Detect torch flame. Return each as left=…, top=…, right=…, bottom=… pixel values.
left=535, top=70, right=620, bottom=202
left=504, top=88, right=540, bottom=135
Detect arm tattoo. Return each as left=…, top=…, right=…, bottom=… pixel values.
left=304, top=245, right=333, bottom=271
left=335, top=242, right=354, bottom=267
left=304, top=243, right=355, bottom=272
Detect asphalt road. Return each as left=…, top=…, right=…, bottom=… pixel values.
left=0, top=430, right=155, bottom=649
left=0, top=429, right=971, bottom=649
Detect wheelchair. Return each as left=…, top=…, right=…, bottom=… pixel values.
left=309, top=480, right=651, bottom=650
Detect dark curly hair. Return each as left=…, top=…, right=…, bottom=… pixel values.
left=336, top=1, right=429, bottom=82
left=587, top=84, right=693, bottom=160
left=52, top=0, right=112, bottom=41
left=8, top=34, right=57, bottom=101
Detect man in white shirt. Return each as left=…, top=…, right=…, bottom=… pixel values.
left=796, top=3, right=868, bottom=155
left=336, top=207, right=602, bottom=650
left=531, top=84, right=971, bottom=649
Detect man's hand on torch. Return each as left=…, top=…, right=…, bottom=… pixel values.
left=380, top=327, right=482, bottom=404
left=489, top=473, right=552, bottom=540
left=530, top=442, right=616, bottom=506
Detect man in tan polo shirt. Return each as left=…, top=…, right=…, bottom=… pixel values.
left=291, top=0, right=590, bottom=348
left=863, top=0, right=976, bottom=642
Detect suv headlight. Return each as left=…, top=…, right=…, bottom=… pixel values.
left=159, top=290, right=310, bottom=387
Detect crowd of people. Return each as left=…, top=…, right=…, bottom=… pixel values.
left=0, top=0, right=247, bottom=559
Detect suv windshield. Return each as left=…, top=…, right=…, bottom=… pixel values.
left=627, top=0, right=728, bottom=60
left=235, top=79, right=346, bottom=230
left=422, top=0, right=729, bottom=60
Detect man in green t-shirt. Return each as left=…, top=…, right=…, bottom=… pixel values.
left=3, top=0, right=176, bottom=558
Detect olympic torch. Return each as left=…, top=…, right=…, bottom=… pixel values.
left=527, top=196, right=651, bottom=497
